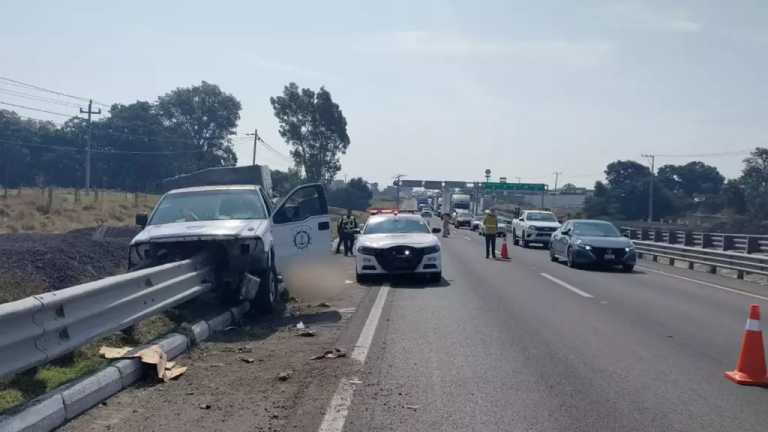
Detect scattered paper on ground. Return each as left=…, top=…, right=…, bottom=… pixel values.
left=99, top=346, right=134, bottom=359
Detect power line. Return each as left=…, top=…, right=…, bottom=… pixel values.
left=0, top=87, right=82, bottom=108
left=0, top=139, right=205, bottom=155
left=0, top=100, right=77, bottom=118
left=0, top=76, right=110, bottom=107
left=654, top=149, right=752, bottom=158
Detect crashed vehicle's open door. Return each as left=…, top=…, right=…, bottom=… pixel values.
left=271, top=184, right=331, bottom=274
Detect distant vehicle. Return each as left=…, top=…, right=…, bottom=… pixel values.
left=451, top=193, right=471, bottom=212
left=421, top=210, right=433, bottom=226
left=511, top=210, right=561, bottom=248
left=453, top=209, right=473, bottom=228
left=549, top=219, right=636, bottom=272
left=470, top=215, right=483, bottom=231
left=130, top=184, right=330, bottom=311
left=478, top=215, right=511, bottom=237
left=355, top=213, right=442, bottom=283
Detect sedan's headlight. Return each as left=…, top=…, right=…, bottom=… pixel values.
left=357, top=246, right=378, bottom=256
left=625, top=246, right=635, bottom=252
left=528, top=226, right=537, bottom=231
left=576, top=242, right=592, bottom=250
left=422, top=245, right=440, bottom=255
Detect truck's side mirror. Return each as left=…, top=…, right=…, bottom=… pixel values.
left=135, top=213, right=148, bottom=227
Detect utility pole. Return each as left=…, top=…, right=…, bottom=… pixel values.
left=553, top=171, right=563, bottom=194
left=641, top=154, right=656, bottom=222
left=80, top=99, right=101, bottom=191
left=245, top=129, right=259, bottom=166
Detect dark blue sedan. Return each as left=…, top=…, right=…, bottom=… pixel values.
left=549, top=220, right=637, bottom=272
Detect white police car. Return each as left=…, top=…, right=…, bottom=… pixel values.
left=355, top=211, right=442, bottom=283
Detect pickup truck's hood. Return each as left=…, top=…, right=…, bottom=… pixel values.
left=357, top=233, right=438, bottom=249
left=131, top=219, right=268, bottom=244
left=574, top=236, right=633, bottom=249
left=526, top=221, right=561, bottom=229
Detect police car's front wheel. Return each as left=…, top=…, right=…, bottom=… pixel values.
left=428, top=272, right=442, bottom=284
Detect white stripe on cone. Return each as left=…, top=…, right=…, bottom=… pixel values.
left=746, top=319, right=761, bottom=332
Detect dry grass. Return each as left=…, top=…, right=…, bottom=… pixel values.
left=0, top=188, right=158, bottom=234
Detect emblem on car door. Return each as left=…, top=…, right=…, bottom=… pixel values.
left=293, top=229, right=311, bottom=250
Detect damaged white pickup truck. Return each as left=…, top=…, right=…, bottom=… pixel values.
left=129, top=183, right=331, bottom=312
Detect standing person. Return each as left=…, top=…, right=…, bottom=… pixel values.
left=335, top=216, right=345, bottom=254
left=483, top=208, right=499, bottom=259
left=341, top=209, right=359, bottom=256
left=441, top=212, right=451, bottom=237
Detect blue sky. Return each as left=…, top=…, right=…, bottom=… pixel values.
left=2, top=1, right=766, bottom=187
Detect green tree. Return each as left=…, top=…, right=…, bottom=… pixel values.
left=657, top=161, right=724, bottom=196
left=327, top=177, right=372, bottom=211
left=271, top=168, right=303, bottom=196
left=270, top=83, right=350, bottom=184
left=157, top=81, right=240, bottom=170
left=740, top=147, right=768, bottom=217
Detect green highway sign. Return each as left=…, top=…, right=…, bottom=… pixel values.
left=483, top=182, right=547, bottom=192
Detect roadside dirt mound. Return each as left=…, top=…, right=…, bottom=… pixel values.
left=0, top=227, right=137, bottom=304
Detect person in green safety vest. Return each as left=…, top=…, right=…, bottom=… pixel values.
left=483, top=208, right=498, bottom=259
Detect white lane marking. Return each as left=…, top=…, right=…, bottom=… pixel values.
left=638, top=265, right=768, bottom=302
left=540, top=273, right=594, bottom=298
left=351, top=285, right=390, bottom=362
left=318, top=378, right=358, bottom=432
left=317, top=285, right=390, bottom=432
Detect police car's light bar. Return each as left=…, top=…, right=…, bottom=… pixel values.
left=367, top=208, right=417, bottom=215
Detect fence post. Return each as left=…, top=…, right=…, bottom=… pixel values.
left=683, top=231, right=694, bottom=247
left=702, top=233, right=713, bottom=248
left=45, top=187, right=53, bottom=214
left=74, top=188, right=80, bottom=204
left=93, top=188, right=99, bottom=202
left=133, top=192, right=139, bottom=207
left=2, top=186, right=6, bottom=199
left=746, top=236, right=760, bottom=254
left=722, top=234, right=734, bottom=252
left=668, top=231, right=678, bottom=244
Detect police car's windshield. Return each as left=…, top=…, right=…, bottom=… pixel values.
left=363, top=218, right=430, bottom=234
left=150, top=190, right=268, bottom=225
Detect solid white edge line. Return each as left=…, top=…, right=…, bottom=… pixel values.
left=318, top=378, right=358, bottom=432
left=540, top=273, right=594, bottom=298
left=317, top=285, right=390, bottom=432
left=351, top=285, right=390, bottom=362
left=637, top=265, right=768, bottom=302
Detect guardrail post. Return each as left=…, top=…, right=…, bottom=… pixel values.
left=702, top=233, right=713, bottom=248
left=683, top=231, right=694, bottom=246
left=747, top=236, right=760, bottom=254
left=641, top=228, right=650, bottom=241
left=722, top=234, right=734, bottom=252
left=668, top=231, right=678, bottom=245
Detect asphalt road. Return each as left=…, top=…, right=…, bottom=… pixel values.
left=339, top=226, right=768, bottom=431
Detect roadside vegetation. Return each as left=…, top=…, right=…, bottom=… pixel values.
left=0, top=187, right=156, bottom=235
left=584, top=148, right=768, bottom=233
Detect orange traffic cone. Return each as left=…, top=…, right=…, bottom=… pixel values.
left=500, top=236, right=510, bottom=260
left=725, top=304, right=768, bottom=386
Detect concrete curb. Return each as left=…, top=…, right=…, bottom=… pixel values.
left=0, top=303, right=248, bottom=432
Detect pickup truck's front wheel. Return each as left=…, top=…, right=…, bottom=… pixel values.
left=512, top=230, right=519, bottom=245
left=254, top=265, right=279, bottom=313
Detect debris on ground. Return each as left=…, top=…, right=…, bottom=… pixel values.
left=199, top=404, right=211, bottom=410
left=99, top=344, right=187, bottom=381
left=99, top=346, right=134, bottom=359
left=277, top=370, right=293, bottom=381
left=405, top=404, right=420, bottom=410
left=310, top=348, right=347, bottom=360
left=238, top=356, right=256, bottom=364
left=222, top=346, right=253, bottom=354
left=296, top=321, right=306, bottom=330
left=349, top=379, right=363, bottom=385
left=315, top=302, right=332, bottom=308
left=296, top=329, right=316, bottom=337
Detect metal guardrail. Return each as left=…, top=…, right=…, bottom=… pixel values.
left=0, top=256, right=212, bottom=379
left=632, top=240, right=768, bottom=279
left=621, top=226, right=768, bottom=255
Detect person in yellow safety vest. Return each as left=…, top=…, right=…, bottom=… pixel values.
left=483, top=208, right=499, bottom=259
left=338, top=209, right=359, bottom=256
